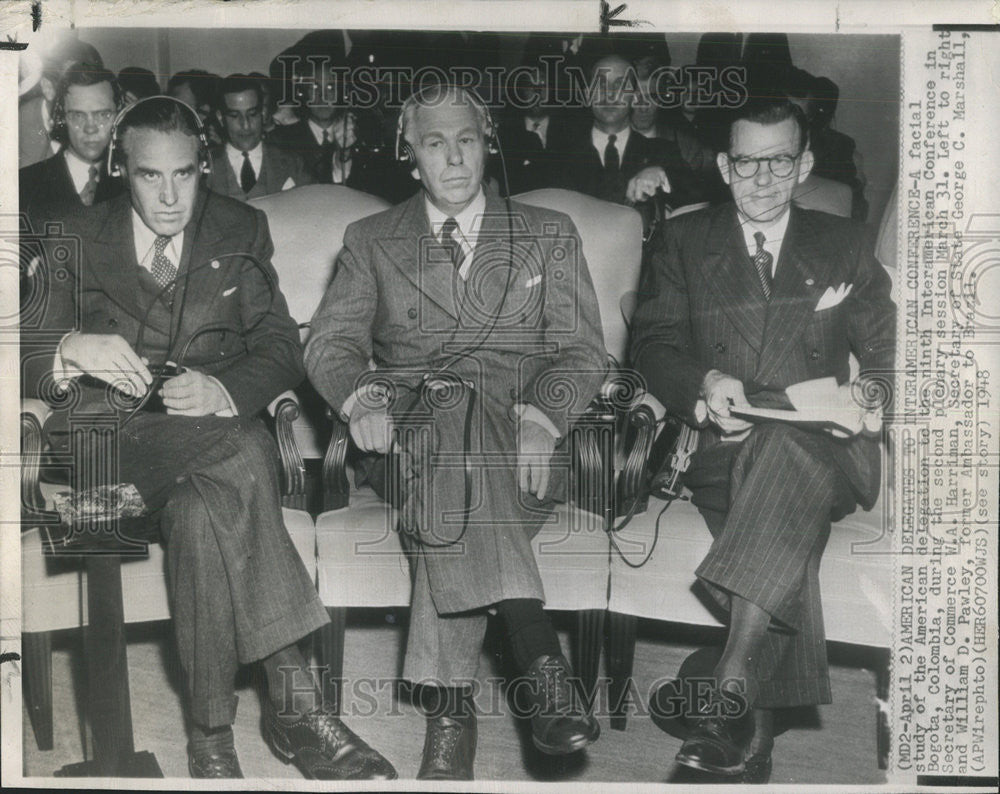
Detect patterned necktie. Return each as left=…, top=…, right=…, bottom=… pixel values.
left=752, top=231, right=773, bottom=300
left=440, top=217, right=466, bottom=272
left=318, top=128, right=334, bottom=183
left=79, top=165, right=99, bottom=207
left=151, top=235, right=177, bottom=300
left=240, top=151, right=256, bottom=194
left=604, top=133, right=620, bottom=172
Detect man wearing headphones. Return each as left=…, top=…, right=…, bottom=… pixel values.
left=19, top=61, right=124, bottom=225
left=306, top=84, right=607, bottom=780
left=21, top=97, right=397, bottom=781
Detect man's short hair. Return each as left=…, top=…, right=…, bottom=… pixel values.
left=118, top=66, right=161, bottom=100
left=167, top=69, right=220, bottom=107
left=115, top=96, right=205, bottom=168
left=216, top=73, right=264, bottom=112
left=51, top=61, right=122, bottom=144
left=401, top=83, right=491, bottom=147
left=728, top=97, right=810, bottom=153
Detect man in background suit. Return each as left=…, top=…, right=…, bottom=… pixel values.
left=557, top=55, right=685, bottom=208
left=306, top=85, right=606, bottom=780
left=21, top=97, right=396, bottom=782
left=20, top=63, right=123, bottom=225
left=630, top=98, right=895, bottom=782
left=207, top=74, right=313, bottom=201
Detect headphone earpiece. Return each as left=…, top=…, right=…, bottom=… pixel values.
left=107, top=95, right=212, bottom=180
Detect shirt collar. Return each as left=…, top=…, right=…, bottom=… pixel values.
left=591, top=125, right=630, bottom=162
left=226, top=141, right=263, bottom=173
left=63, top=149, right=99, bottom=194
left=41, top=99, right=51, bottom=131
left=738, top=206, right=791, bottom=262
left=423, top=186, right=487, bottom=250
left=132, top=208, right=184, bottom=272
left=307, top=118, right=332, bottom=146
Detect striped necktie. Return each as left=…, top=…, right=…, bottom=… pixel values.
left=752, top=231, right=773, bottom=300
left=440, top=217, right=466, bottom=271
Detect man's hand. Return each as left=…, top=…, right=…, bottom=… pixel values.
left=59, top=333, right=152, bottom=397
left=161, top=370, right=231, bottom=416
left=349, top=403, right=392, bottom=454
left=626, top=166, right=672, bottom=204
left=518, top=418, right=556, bottom=500
left=826, top=381, right=883, bottom=438
left=701, top=369, right=753, bottom=435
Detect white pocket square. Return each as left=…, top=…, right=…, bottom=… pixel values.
left=814, top=283, right=852, bottom=311
left=525, top=275, right=542, bottom=288
left=222, top=286, right=238, bottom=297
left=281, top=176, right=296, bottom=191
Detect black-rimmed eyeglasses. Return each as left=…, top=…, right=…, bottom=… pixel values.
left=726, top=152, right=802, bottom=179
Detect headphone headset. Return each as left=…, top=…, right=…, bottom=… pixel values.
left=394, top=84, right=499, bottom=167
left=107, top=94, right=212, bottom=178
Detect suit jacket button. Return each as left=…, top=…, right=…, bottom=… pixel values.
left=407, top=308, right=418, bottom=319
left=714, top=342, right=726, bottom=353
left=810, top=349, right=821, bottom=360
left=107, top=318, right=118, bottom=327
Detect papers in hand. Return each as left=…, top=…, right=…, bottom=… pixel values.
left=731, top=377, right=877, bottom=436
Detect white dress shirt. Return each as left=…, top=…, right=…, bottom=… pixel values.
left=525, top=115, right=550, bottom=148
left=63, top=149, right=100, bottom=196
left=738, top=207, right=791, bottom=278
left=225, top=141, right=263, bottom=184
left=591, top=125, right=630, bottom=168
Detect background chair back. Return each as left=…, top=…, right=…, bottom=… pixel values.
left=250, top=184, right=392, bottom=339
left=250, top=185, right=391, bottom=459
left=514, top=189, right=643, bottom=366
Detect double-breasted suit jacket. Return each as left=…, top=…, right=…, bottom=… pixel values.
left=306, top=187, right=607, bottom=615
left=630, top=201, right=895, bottom=707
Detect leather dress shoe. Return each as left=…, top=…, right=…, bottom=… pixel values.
left=522, top=654, right=600, bottom=755
left=417, top=712, right=477, bottom=780
left=188, top=746, right=243, bottom=778
left=264, top=703, right=397, bottom=780
left=741, top=750, right=773, bottom=784
left=675, top=689, right=753, bottom=776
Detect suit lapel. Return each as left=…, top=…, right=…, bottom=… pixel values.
left=91, top=196, right=157, bottom=326
left=462, top=190, right=523, bottom=324
left=379, top=193, right=459, bottom=320
left=756, top=207, right=837, bottom=383
left=703, top=205, right=768, bottom=353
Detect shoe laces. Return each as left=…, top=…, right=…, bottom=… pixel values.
left=537, top=657, right=575, bottom=715
left=306, top=709, right=360, bottom=753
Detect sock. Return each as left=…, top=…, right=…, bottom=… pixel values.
left=189, top=722, right=234, bottom=757
left=261, top=644, right=322, bottom=722
left=417, top=684, right=475, bottom=720
left=496, top=598, right=562, bottom=672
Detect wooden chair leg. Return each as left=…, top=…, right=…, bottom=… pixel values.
left=317, top=606, right=346, bottom=715
left=607, top=611, right=637, bottom=731
left=875, top=648, right=890, bottom=770
left=573, top=609, right=605, bottom=706
left=22, top=631, right=54, bottom=751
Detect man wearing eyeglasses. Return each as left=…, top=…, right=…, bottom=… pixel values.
left=19, top=62, right=123, bottom=225
left=631, top=97, right=895, bottom=783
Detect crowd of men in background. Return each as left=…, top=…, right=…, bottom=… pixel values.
left=18, top=29, right=869, bottom=237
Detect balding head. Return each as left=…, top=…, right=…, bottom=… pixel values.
left=589, top=55, right=634, bottom=133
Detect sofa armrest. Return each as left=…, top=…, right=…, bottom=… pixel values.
left=267, top=390, right=307, bottom=510
left=21, top=399, right=51, bottom=514
left=322, top=407, right=351, bottom=512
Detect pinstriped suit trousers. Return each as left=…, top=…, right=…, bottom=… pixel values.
left=117, top=413, right=329, bottom=728
left=687, top=422, right=861, bottom=708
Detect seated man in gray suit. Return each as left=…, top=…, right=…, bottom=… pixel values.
left=631, top=97, right=895, bottom=782
left=306, top=84, right=607, bottom=780
left=207, top=73, right=312, bottom=201
left=22, top=96, right=394, bottom=782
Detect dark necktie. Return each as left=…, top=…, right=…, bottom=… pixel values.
left=79, top=164, right=99, bottom=207
left=240, top=151, right=256, bottom=194
left=604, top=133, right=620, bottom=173
left=151, top=235, right=178, bottom=300
left=752, top=231, right=773, bottom=300
left=440, top=217, right=466, bottom=272
left=318, top=128, right=334, bottom=183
